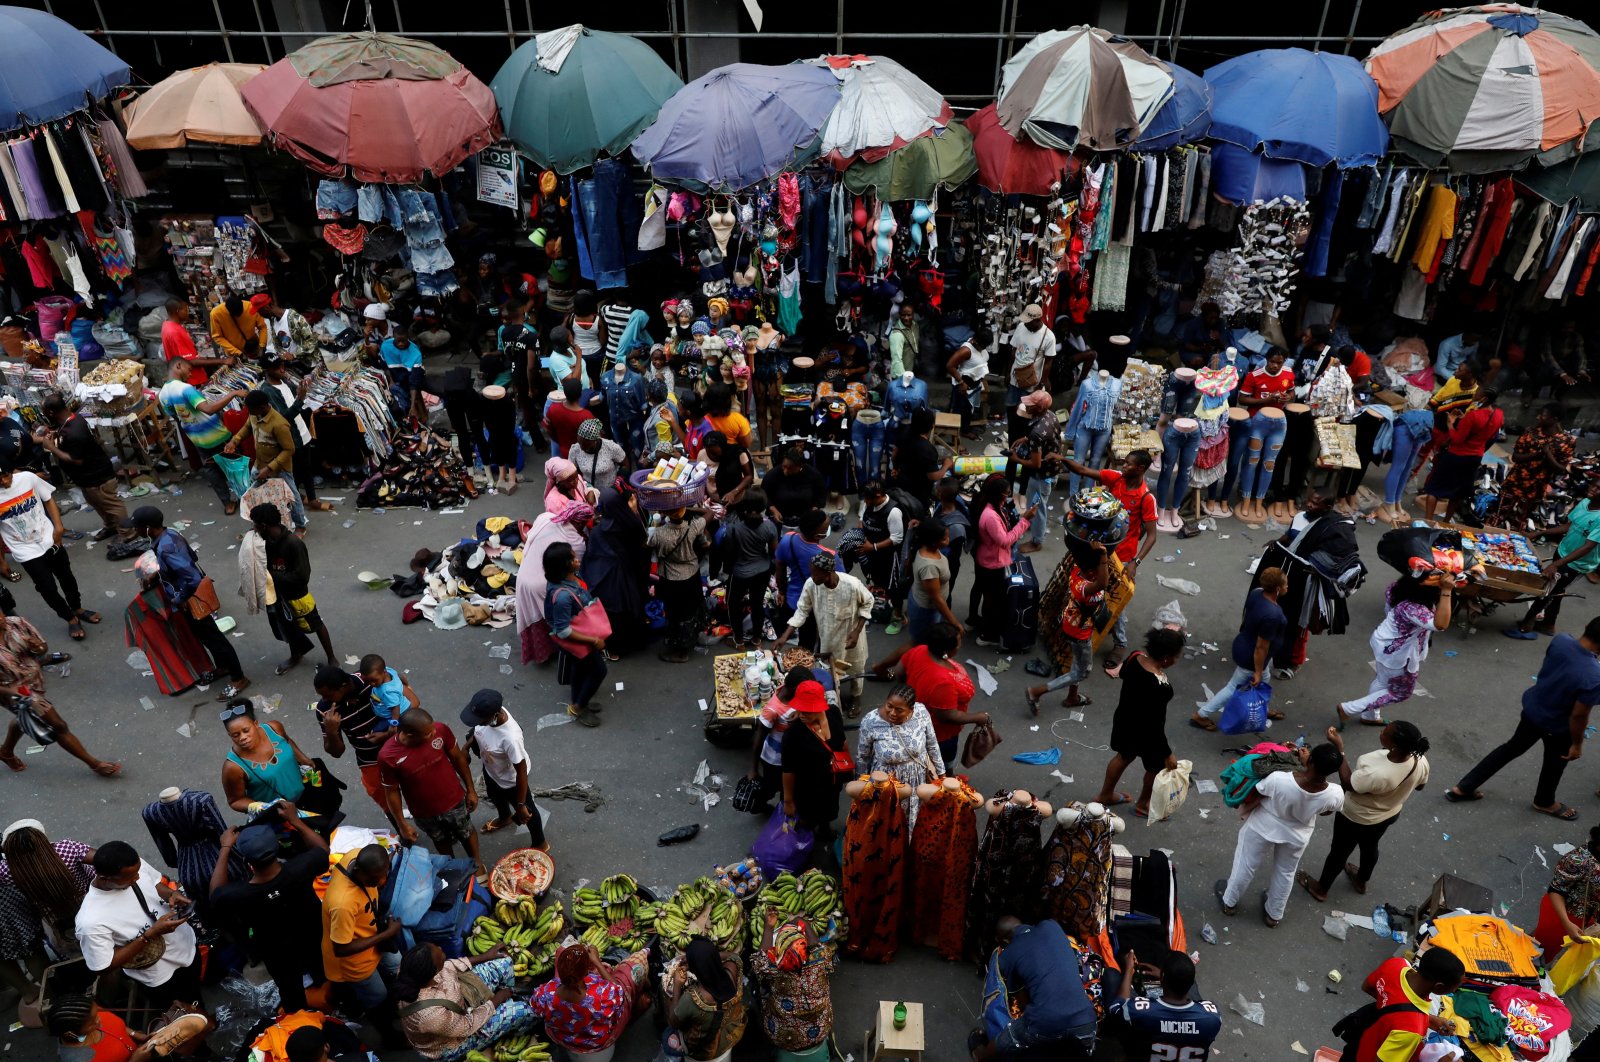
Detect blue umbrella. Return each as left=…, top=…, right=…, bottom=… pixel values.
left=1131, top=62, right=1211, bottom=151
left=1208, top=142, right=1307, bottom=205
left=0, top=7, right=128, bottom=130
left=631, top=63, right=839, bottom=191
left=1204, top=48, right=1387, bottom=168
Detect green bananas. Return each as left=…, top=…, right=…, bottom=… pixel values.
left=747, top=869, right=847, bottom=950
left=487, top=1034, right=553, bottom=1062
left=657, top=875, right=743, bottom=955
left=465, top=900, right=564, bottom=982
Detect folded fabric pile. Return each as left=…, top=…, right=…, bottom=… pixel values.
left=409, top=516, right=523, bottom=630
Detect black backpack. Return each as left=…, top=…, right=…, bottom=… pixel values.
left=1331, top=1001, right=1416, bottom=1062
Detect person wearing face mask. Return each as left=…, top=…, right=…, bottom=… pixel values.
left=74, top=841, right=203, bottom=1010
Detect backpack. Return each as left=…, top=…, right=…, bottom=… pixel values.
left=1331, top=1001, right=1417, bottom=1062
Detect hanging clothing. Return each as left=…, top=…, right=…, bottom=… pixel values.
left=143, top=789, right=246, bottom=914
left=1464, top=178, right=1514, bottom=286
left=841, top=775, right=909, bottom=964
left=966, top=794, right=1048, bottom=961
left=909, top=778, right=979, bottom=962
left=1409, top=184, right=1457, bottom=272
left=1044, top=804, right=1118, bottom=942
left=1304, top=171, right=1345, bottom=278
left=1370, top=171, right=1412, bottom=256
left=1355, top=161, right=1392, bottom=230
left=93, top=119, right=149, bottom=198
left=1547, top=218, right=1596, bottom=300
left=1090, top=244, right=1131, bottom=312
left=52, top=123, right=108, bottom=213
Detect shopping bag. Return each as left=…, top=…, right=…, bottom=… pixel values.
left=1147, top=760, right=1192, bottom=822
left=962, top=720, right=1003, bottom=767
left=731, top=775, right=763, bottom=814
left=1552, top=937, right=1600, bottom=996
left=214, top=453, right=254, bottom=498
left=750, top=807, right=813, bottom=877
left=1218, top=681, right=1272, bottom=735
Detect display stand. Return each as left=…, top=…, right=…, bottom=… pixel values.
left=89, top=402, right=180, bottom=486
left=932, top=411, right=964, bottom=454
left=864, top=1000, right=925, bottom=1062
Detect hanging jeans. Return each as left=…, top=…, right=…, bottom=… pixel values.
left=1070, top=425, right=1111, bottom=495
left=1212, top=416, right=1254, bottom=501
left=1023, top=478, right=1053, bottom=547
left=851, top=412, right=887, bottom=487
left=800, top=174, right=832, bottom=284
left=1242, top=413, right=1288, bottom=500
left=1156, top=425, right=1201, bottom=509
left=1384, top=427, right=1424, bottom=505
left=571, top=159, right=639, bottom=289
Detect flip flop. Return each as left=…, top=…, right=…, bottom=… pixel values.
left=1267, top=708, right=1286, bottom=720
left=68, top=621, right=85, bottom=641
left=0, top=753, right=23, bottom=772
left=1061, top=694, right=1093, bottom=708
left=275, top=658, right=303, bottom=676
left=1104, top=792, right=1133, bottom=808
left=0, top=568, right=19, bottom=582
left=1503, top=628, right=1539, bottom=640
left=1444, top=788, right=1482, bottom=803
left=1213, top=878, right=1235, bottom=916
left=41, top=652, right=70, bottom=665
left=480, top=818, right=512, bottom=834
left=1535, top=802, right=1580, bottom=821
left=75, top=610, right=101, bottom=624
left=1133, top=805, right=1149, bottom=818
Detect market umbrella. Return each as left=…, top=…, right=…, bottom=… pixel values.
left=630, top=63, right=838, bottom=191
left=1131, top=62, right=1211, bottom=151
left=493, top=24, right=682, bottom=175
left=1209, top=142, right=1307, bottom=205
left=842, top=121, right=976, bottom=200
left=1205, top=48, right=1388, bottom=168
left=1524, top=136, right=1600, bottom=211
left=125, top=64, right=266, bottom=149
left=996, top=26, right=1174, bottom=151
left=801, top=54, right=952, bottom=166
left=240, top=32, right=500, bottom=183
left=1365, top=5, right=1600, bottom=172
left=966, top=102, right=1071, bottom=195
left=0, top=6, right=129, bottom=130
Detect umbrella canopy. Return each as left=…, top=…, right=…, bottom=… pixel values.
left=0, top=6, right=129, bottom=130
left=1209, top=142, right=1308, bottom=204
left=1365, top=5, right=1600, bottom=172
left=1523, top=137, right=1600, bottom=211
left=630, top=63, right=838, bottom=191
left=125, top=64, right=266, bottom=149
left=966, top=103, right=1071, bottom=196
left=493, top=24, right=682, bottom=175
left=842, top=122, right=976, bottom=200
left=997, top=26, right=1174, bottom=151
left=1131, top=62, right=1212, bottom=151
left=1205, top=48, right=1388, bottom=168
left=801, top=54, right=952, bottom=165
left=241, top=33, right=500, bottom=183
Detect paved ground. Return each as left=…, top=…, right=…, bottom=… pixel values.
left=0, top=444, right=1590, bottom=1061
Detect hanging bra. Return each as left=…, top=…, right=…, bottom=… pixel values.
left=707, top=196, right=736, bottom=256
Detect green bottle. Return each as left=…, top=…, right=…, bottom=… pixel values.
left=893, top=1001, right=907, bottom=1030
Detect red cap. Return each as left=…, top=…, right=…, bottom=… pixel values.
left=249, top=293, right=272, bottom=313
left=789, top=680, right=828, bottom=714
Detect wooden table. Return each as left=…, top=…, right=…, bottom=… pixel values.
left=864, top=1000, right=925, bottom=1061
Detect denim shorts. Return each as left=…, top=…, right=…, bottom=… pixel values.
left=315, top=179, right=357, bottom=219
left=406, top=238, right=455, bottom=273
left=415, top=270, right=459, bottom=297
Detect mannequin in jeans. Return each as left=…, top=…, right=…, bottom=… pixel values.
left=1205, top=408, right=1252, bottom=519
left=1155, top=368, right=1201, bottom=533
left=1066, top=370, right=1119, bottom=496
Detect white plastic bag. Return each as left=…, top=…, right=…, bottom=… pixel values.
left=1151, top=599, right=1188, bottom=633
left=1147, top=759, right=1193, bottom=822
left=1156, top=574, right=1202, bottom=596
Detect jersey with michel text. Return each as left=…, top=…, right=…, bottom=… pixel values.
left=1111, top=995, right=1223, bottom=1062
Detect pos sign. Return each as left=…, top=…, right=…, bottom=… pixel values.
left=477, top=145, right=518, bottom=209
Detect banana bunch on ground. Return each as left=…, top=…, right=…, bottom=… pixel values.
left=463, top=1031, right=552, bottom=1062
left=465, top=898, right=564, bottom=981
left=570, top=873, right=657, bottom=953
left=657, top=875, right=743, bottom=954
left=747, top=869, right=847, bottom=951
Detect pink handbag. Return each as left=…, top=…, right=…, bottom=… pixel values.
left=550, top=587, right=612, bottom=658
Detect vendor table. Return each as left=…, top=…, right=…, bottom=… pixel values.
left=88, top=402, right=181, bottom=487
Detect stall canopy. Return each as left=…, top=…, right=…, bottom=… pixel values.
left=842, top=122, right=976, bottom=201
left=493, top=24, right=683, bottom=175
left=1131, top=62, right=1212, bottom=151
left=630, top=63, right=838, bottom=191
left=966, top=102, right=1071, bottom=196
left=0, top=6, right=129, bottom=131
left=802, top=54, right=952, bottom=166
left=996, top=26, right=1174, bottom=151
left=1205, top=48, right=1389, bottom=168
left=1365, top=4, right=1600, bottom=173
left=1523, top=135, right=1600, bottom=211
left=125, top=63, right=266, bottom=149
left=241, top=32, right=500, bottom=183
left=1209, top=141, right=1308, bottom=204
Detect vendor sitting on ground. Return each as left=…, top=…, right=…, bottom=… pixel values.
left=970, top=917, right=1097, bottom=1062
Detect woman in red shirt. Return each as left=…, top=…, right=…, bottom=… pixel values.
left=901, top=622, right=988, bottom=765
left=1419, top=389, right=1503, bottom=522
left=1237, top=348, right=1294, bottom=524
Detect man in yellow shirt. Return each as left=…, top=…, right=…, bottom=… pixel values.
left=209, top=294, right=268, bottom=358
left=1428, top=362, right=1478, bottom=414
left=322, top=844, right=402, bottom=1031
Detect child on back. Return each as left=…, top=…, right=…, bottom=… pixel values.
left=360, top=652, right=416, bottom=730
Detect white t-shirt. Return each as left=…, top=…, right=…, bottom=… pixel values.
left=473, top=715, right=528, bottom=789
left=1246, top=770, right=1343, bottom=847
left=952, top=340, right=990, bottom=383
left=268, top=380, right=311, bottom=444
left=0, top=471, right=56, bottom=562
left=1008, top=323, right=1057, bottom=388
left=75, top=860, right=197, bottom=987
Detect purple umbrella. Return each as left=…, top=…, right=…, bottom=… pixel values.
left=630, top=62, right=840, bottom=191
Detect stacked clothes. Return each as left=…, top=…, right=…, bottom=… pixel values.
left=410, top=516, right=523, bottom=630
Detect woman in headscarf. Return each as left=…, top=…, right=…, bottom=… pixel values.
left=515, top=502, right=596, bottom=665
left=665, top=936, right=746, bottom=1062
left=612, top=309, right=653, bottom=364
left=544, top=457, right=597, bottom=518
left=750, top=910, right=834, bottom=1060
left=529, top=942, right=651, bottom=1061
left=581, top=488, right=648, bottom=661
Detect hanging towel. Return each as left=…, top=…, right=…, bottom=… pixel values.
left=40, top=129, right=78, bottom=213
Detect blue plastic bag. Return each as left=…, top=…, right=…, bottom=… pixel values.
left=750, top=807, right=813, bottom=877
left=1219, top=680, right=1272, bottom=735
left=1011, top=747, right=1061, bottom=765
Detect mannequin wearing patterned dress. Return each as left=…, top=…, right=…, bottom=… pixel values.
left=143, top=787, right=244, bottom=914
left=909, top=777, right=982, bottom=961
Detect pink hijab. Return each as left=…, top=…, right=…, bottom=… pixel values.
left=543, top=456, right=591, bottom=519
left=514, top=505, right=592, bottom=635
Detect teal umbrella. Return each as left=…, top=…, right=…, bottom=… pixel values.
left=491, top=24, right=682, bottom=175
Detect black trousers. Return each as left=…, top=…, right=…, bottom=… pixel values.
left=291, top=440, right=320, bottom=502
left=659, top=576, right=704, bottom=654
left=483, top=769, right=547, bottom=848
left=262, top=937, right=325, bottom=1013
left=190, top=611, right=245, bottom=681
left=140, top=951, right=205, bottom=1011
left=20, top=546, right=81, bottom=623
left=1457, top=716, right=1571, bottom=809
left=267, top=602, right=315, bottom=659
left=967, top=562, right=1008, bottom=641
left=728, top=570, right=769, bottom=644
left=1524, top=568, right=1584, bottom=629
left=1316, top=811, right=1397, bottom=891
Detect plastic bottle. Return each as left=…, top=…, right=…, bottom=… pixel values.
left=1371, top=905, right=1390, bottom=938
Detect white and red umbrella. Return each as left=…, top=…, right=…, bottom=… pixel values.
left=801, top=54, right=952, bottom=166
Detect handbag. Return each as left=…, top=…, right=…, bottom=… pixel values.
left=186, top=577, right=222, bottom=622
left=125, top=885, right=169, bottom=970
left=7, top=695, right=56, bottom=745
left=961, top=720, right=1003, bottom=768
left=550, top=587, right=613, bottom=659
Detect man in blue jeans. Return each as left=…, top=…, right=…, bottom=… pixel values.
left=1192, top=566, right=1288, bottom=728
left=972, top=917, right=1098, bottom=1061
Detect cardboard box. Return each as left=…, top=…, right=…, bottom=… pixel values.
left=1428, top=520, right=1547, bottom=601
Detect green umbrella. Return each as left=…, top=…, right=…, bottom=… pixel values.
left=1523, top=129, right=1600, bottom=213
left=491, top=24, right=683, bottom=175
left=286, top=31, right=460, bottom=87
left=842, top=122, right=976, bottom=201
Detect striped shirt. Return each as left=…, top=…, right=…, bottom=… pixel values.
left=315, top=675, right=389, bottom=768
left=600, top=303, right=633, bottom=357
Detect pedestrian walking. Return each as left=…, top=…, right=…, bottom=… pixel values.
left=1192, top=567, right=1289, bottom=729
left=460, top=688, right=546, bottom=852
left=33, top=394, right=125, bottom=542
left=248, top=504, right=336, bottom=673
left=0, top=463, right=98, bottom=641
left=1091, top=628, right=1187, bottom=817
left=774, top=552, right=874, bottom=716
left=1447, top=617, right=1600, bottom=821
left=1336, top=573, right=1453, bottom=728
left=1217, top=743, right=1344, bottom=927
left=378, top=708, right=484, bottom=877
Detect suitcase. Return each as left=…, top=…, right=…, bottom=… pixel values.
left=1001, top=555, right=1040, bottom=651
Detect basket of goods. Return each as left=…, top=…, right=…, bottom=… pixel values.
left=747, top=870, right=847, bottom=952
left=713, top=859, right=764, bottom=900
left=489, top=848, right=555, bottom=899
left=570, top=873, right=659, bottom=953
left=473, top=1033, right=554, bottom=1062
left=656, top=876, right=744, bottom=954
left=78, top=358, right=147, bottom=416
left=465, top=897, right=565, bottom=981
left=628, top=457, right=710, bottom=511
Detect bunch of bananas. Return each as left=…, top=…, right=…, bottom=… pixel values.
left=463, top=1031, right=552, bottom=1062
left=571, top=873, right=656, bottom=953
left=465, top=898, right=565, bottom=981
left=747, top=870, right=847, bottom=950
left=656, top=876, right=743, bottom=954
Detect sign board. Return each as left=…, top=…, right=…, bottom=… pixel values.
left=477, top=145, right=519, bottom=209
